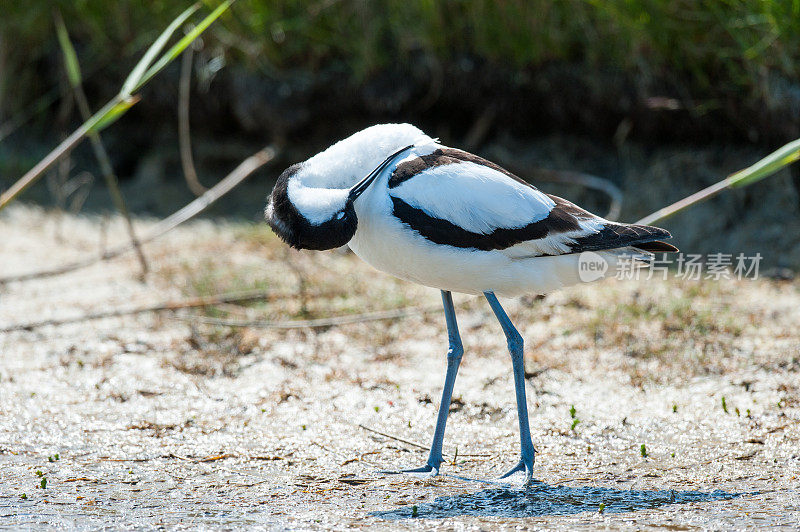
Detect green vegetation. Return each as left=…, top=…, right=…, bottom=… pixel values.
left=4, top=2, right=799, bottom=88
left=0, top=2, right=232, bottom=211
left=2, top=1, right=800, bottom=133
left=569, top=404, right=580, bottom=431
left=640, top=443, right=648, bottom=458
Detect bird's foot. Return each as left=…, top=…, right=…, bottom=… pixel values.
left=381, top=463, right=439, bottom=478
left=499, top=454, right=534, bottom=485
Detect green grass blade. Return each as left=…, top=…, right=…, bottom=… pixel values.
left=726, top=138, right=800, bottom=188
left=0, top=2, right=232, bottom=212
left=86, top=96, right=140, bottom=133
left=54, top=11, right=82, bottom=87
left=636, top=136, right=800, bottom=225
left=120, top=2, right=201, bottom=97
left=133, top=0, right=233, bottom=93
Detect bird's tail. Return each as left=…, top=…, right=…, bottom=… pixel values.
left=571, top=221, right=679, bottom=254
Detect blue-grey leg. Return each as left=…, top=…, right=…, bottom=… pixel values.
left=386, top=290, right=463, bottom=476
left=484, top=291, right=535, bottom=484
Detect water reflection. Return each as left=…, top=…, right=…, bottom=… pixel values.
left=371, top=480, right=741, bottom=519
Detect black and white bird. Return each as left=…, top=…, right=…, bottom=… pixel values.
left=265, top=123, right=676, bottom=484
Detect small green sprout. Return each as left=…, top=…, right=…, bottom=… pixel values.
left=21, top=493, right=27, bottom=500
left=671, top=451, right=675, bottom=458
left=735, top=407, right=740, bottom=417
left=672, top=404, right=678, bottom=413
left=374, top=406, right=380, bottom=412
left=35, top=470, right=43, bottom=477
left=301, top=424, right=307, bottom=430
left=569, top=405, right=580, bottom=430
left=640, top=444, right=648, bottom=458
left=721, top=396, right=728, bottom=413
left=411, top=505, right=419, bottom=518
left=598, top=502, right=606, bottom=514
left=40, top=478, right=47, bottom=489
left=746, top=409, right=752, bottom=418
left=48, top=454, right=60, bottom=462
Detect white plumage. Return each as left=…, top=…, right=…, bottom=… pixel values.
left=390, top=159, right=555, bottom=233
left=296, top=123, right=430, bottom=190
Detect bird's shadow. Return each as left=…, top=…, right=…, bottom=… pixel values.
left=370, top=479, right=743, bottom=519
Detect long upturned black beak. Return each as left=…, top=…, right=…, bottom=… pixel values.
left=348, top=145, right=414, bottom=202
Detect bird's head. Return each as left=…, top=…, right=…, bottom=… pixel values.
left=265, top=123, right=430, bottom=250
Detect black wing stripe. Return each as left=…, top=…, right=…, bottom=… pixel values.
left=389, top=148, right=540, bottom=189
left=568, top=223, right=673, bottom=253
left=634, top=240, right=679, bottom=253
left=389, top=150, right=460, bottom=188
left=546, top=195, right=677, bottom=253
left=391, top=195, right=675, bottom=254
left=390, top=195, right=580, bottom=251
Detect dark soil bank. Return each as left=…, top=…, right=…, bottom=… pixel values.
left=3, top=60, right=800, bottom=268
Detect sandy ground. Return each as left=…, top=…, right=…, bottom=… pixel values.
left=1, top=205, right=799, bottom=530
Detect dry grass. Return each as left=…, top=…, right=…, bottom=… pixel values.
left=510, top=277, right=798, bottom=387
left=149, top=221, right=799, bottom=391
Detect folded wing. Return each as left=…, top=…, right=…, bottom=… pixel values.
left=388, top=148, right=676, bottom=256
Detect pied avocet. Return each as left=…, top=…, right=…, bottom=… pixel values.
left=265, top=123, right=676, bottom=483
